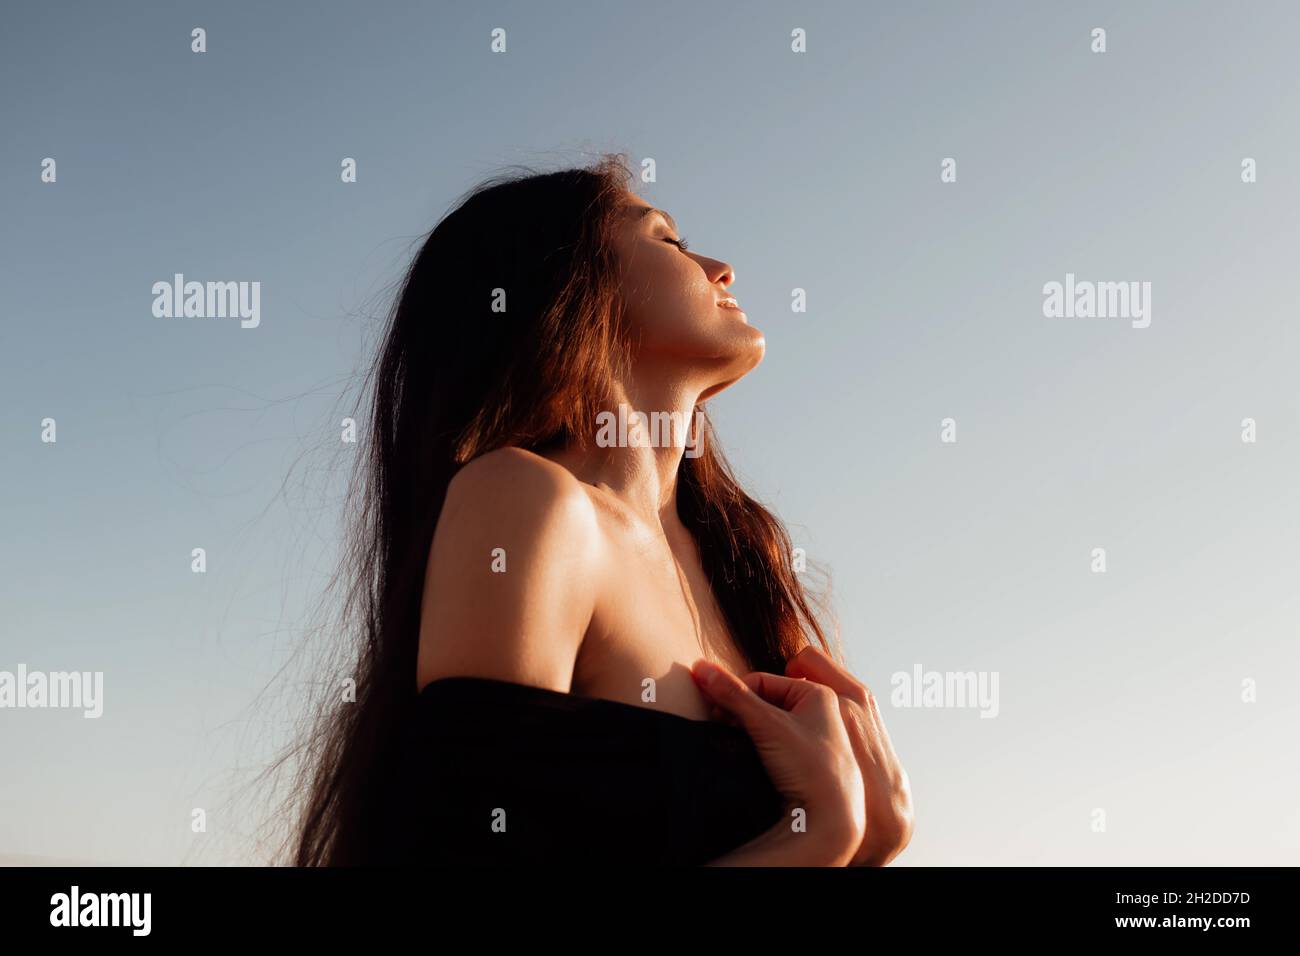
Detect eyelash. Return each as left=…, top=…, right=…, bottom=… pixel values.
left=665, top=235, right=690, bottom=251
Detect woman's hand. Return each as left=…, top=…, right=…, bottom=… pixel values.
left=771, top=645, right=914, bottom=866
left=691, top=659, right=867, bottom=865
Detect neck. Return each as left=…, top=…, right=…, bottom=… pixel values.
left=552, top=379, right=702, bottom=533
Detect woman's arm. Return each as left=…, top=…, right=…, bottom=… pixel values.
left=416, top=447, right=601, bottom=692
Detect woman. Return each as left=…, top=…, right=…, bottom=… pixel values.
left=288, top=154, right=913, bottom=866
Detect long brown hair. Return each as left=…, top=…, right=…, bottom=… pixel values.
left=285, top=152, right=838, bottom=866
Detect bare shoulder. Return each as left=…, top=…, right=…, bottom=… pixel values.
left=416, top=447, right=605, bottom=693
left=441, top=446, right=595, bottom=528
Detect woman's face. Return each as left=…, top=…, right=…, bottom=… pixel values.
left=613, top=194, right=765, bottom=396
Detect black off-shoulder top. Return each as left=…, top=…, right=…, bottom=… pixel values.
left=373, top=675, right=787, bottom=866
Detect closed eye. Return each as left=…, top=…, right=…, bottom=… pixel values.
left=665, top=235, right=690, bottom=251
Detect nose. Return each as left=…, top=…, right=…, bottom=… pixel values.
left=707, top=256, right=735, bottom=289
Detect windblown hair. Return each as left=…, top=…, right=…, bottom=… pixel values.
left=285, top=152, right=837, bottom=866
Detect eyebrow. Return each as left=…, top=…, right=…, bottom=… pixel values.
left=628, top=204, right=678, bottom=234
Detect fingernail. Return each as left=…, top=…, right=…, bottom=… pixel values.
left=693, top=662, right=716, bottom=687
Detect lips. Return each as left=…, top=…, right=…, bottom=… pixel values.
left=716, top=296, right=748, bottom=323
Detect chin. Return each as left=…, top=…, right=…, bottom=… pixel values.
left=732, top=324, right=766, bottom=370
left=698, top=333, right=765, bottom=399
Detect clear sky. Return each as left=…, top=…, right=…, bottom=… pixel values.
left=2, top=0, right=1297, bottom=865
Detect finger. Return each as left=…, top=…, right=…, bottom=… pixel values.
left=785, top=645, right=867, bottom=702
left=740, top=671, right=763, bottom=692
left=738, top=672, right=788, bottom=718
left=691, top=661, right=818, bottom=726
left=690, top=661, right=771, bottom=728
left=736, top=668, right=824, bottom=710
left=739, top=670, right=817, bottom=708
left=700, top=661, right=826, bottom=714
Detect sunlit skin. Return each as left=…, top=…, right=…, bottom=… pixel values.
left=415, top=190, right=912, bottom=865
left=417, top=192, right=764, bottom=718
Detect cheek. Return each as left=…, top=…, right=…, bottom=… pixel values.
left=633, top=258, right=709, bottom=331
